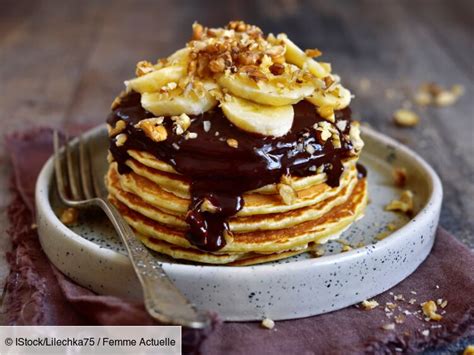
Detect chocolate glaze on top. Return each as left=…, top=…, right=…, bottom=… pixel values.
left=107, top=92, right=359, bottom=251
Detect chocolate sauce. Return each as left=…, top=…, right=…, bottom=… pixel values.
left=107, top=92, right=357, bottom=251
left=356, top=163, right=367, bottom=179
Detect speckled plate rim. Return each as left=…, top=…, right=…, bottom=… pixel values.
left=35, top=124, right=442, bottom=273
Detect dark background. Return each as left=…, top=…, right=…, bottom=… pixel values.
left=0, top=0, right=472, bottom=352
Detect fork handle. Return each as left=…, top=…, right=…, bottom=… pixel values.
left=96, top=199, right=211, bottom=329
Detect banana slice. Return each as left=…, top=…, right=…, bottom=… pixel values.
left=141, top=85, right=217, bottom=116
left=306, top=85, right=352, bottom=110
left=218, top=73, right=314, bottom=106
left=278, top=34, right=329, bottom=79
left=221, top=96, right=294, bottom=137
left=125, top=66, right=186, bottom=94
left=167, top=48, right=191, bottom=66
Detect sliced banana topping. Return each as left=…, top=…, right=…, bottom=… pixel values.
left=221, top=96, right=294, bottom=137
left=115, top=21, right=354, bottom=137
left=141, top=86, right=217, bottom=116
left=306, top=85, right=352, bottom=110
left=218, top=72, right=314, bottom=106
left=278, top=34, right=329, bottom=79
left=125, top=66, right=186, bottom=94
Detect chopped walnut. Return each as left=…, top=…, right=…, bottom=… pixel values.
left=192, top=22, right=204, bottom=40
left=203, top=120, right=211, bottom=132
left=414, top=82, right=464, bottom=108
left=115, top=133, right=127, bottom=147
left=385, top=190, right=414, bottom=215
left=436, top=298, right=448, bottom=309
left=226, top=138, right=239, bottom=148
left=135, top=60, right=155, bottom=77
left=361, top=299, right=379, bottom=310
left=382, top=323, right=395, bottom=330
left=392, top=167, right=407, bottom=188
left=413, top=90, right=432, bottom=106
left=394, top=314, right=406, bottom=324
left=209, top=57, right=226, bottom=73
left=311, top=246, right=325, bottom=257
left=393, top=109, right=420, bottom=127
left=172, top=113, right=191, bottom=135
left=435, top=91, right=457, bottom=107
left=60, top=207, right=78, bottom=225
left=305, top=48, right=322, bottom=58
left=278, top=183, right=297, bottom=205
left=108, top=119, right=126, bottom=137
left=136, top=117, right=168, bottom=142
left=200, top=198, right=219, bottom=213
left=261, top=318, right=275, bottom=329
left=269, top=63, right=285, bottom=75
left=421, top=300, right=443, bottom=321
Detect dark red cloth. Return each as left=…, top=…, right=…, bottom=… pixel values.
left=3, top=127, right=474, bottom=354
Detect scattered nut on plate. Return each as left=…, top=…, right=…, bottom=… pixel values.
left=393, top=109, right=420, bottom=127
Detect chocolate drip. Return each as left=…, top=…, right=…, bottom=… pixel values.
left=107, top=92, right=357, bottom=251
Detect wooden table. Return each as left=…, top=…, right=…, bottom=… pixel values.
left=1, top=0, right=472, bottom=349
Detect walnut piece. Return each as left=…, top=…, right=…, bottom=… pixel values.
left=277, top=183, right=297, bottom=205
left=60, top=207, right=78, bottom=225
left=385, top=190, right=414, bottom=215
left=172, top=113, right=191, bottom=135
left=136, top=117, right=168, bottom=142
left=200, top=198, right=219, bottom=213
left=226, top=138, right=239, bottom=148
left=135, top=60, right=155, bottom=77
left=361, top=299, right=379, bottom=310
left=108, top=119, right=126, bottom=137
left=261, top=318, right=275, bottom=329
left=393, top=109, right=420, bottom=127
left=421, top=300, right=443, bottom=321
left=115, top=133, right=127, bottom=147
left=392, top=167, right=407, bottom=188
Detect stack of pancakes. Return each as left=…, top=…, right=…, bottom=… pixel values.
left=105, top=21, right=368, bottom=265
left=107, top=150, right=367, bottom=265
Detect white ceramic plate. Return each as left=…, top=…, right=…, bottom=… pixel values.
left=36, top=125, right=442, bottom=321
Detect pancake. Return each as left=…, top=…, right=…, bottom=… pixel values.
left=108, top=178, right=367, bottom=264
left=104, top=21, right=368, bottom=263
left=107, top=162, right=360, bottom=232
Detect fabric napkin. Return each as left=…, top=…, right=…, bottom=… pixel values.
left=2, top=127, right=473, bottom=354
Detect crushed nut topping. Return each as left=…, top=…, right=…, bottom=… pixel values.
left=115, top=133, right=128, bottom=147
left=226, top=138, right=239, bottom=148
left=382, top=323, right=395, bottom=330
left=305, top=48, right=322, bottom=57
left=108, top=119, right=126, bottom=137
left=200, top=198, right=219, bottom=213
left=172, top=113, right=191, bottom=135
left=60, top=207, right=79, bottom=225
left=361, top=299, right=379, bottom=310
left=393, top=109, right=420, bottom=127
left=136, top=117, right=168, bottom=142
left=421, top=300, right=443, bottom=321
left=136, top=60, right=155, bottom=77
left=414, top=82, right=464, bottom=108
left=202, top=120, right=211, bottom=132
left=278, top=183, right=297, bottom=205
left=392, top=167, right=408, bottom=188
left=261, top=318, right=275, bottom=329
left=385, top=190, right=414, bottom=215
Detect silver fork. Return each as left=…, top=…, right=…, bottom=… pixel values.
left=53, top=131, right=211, bottom=329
